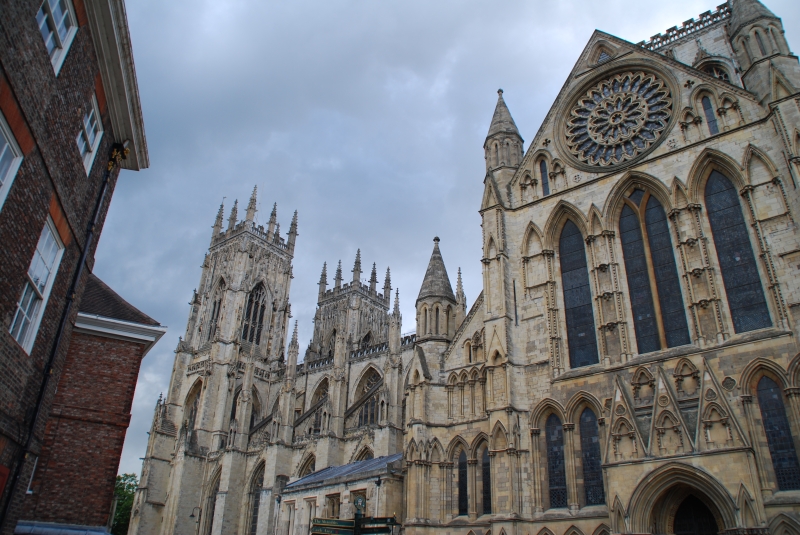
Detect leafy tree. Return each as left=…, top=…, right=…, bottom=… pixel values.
left=111, top=473, right=138, bottom=535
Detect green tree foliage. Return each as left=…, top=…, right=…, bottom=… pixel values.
left=111, top=473, right=138, bottom=535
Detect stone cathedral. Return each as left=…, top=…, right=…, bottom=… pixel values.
left=130, top=1, right=800, bottom=534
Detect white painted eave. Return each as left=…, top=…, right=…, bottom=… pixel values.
left=83, top=0, right=148, bottom=170
left=74, top=312, right=167, bottom=356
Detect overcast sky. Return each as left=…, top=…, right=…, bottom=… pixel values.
left=98, top=0, right=799, bottom=476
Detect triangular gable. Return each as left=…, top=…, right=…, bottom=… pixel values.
left=606, top=375, right=648, bottom=462
left=695, top=358, right=749, bottom=450
left=649, top=367, right=695, bottom=455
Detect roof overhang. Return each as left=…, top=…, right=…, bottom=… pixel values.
left=83, top=0, right=148, bottom=170
left=74, top=312, right=167, bottom=356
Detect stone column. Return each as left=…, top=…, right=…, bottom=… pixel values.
left=531, top=429, right=543, bottom=515
left=563, top=423, right=579, bottom=512
left=468, top=459, right=478, bottom=521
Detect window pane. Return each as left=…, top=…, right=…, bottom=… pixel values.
left=10, top=283, right=42, bottom=346
left=702, top=97, right=719, bottom=135
left=540, top=160, right=550, bottom=196
left=560, top=220, right=599, bottom=368
left=84, top=109, right=98, bottom=146
left=482, top=448, right=491, bottom=514
left=757, top=377, right=800, bottom=490
left=28, top=224, right=60, bottom=294
left=546, top=414, right=567, bottom=508
left=49, top=0, right=72, bottom=41
left=580, top=408, right=605, bottom=505
left=76, top=131, right=88, bottom=158
left=644, top=196, right=691, bottom=347
left=458, top=451, right=468, bottom=515
left=36, top=7, right=57, bottom=57
left=0, top=137, right=14, bottom=186
left=705, top=171, right=771, bottom=332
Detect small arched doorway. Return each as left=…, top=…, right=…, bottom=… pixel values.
left=673, top=495, right=719, bottom=535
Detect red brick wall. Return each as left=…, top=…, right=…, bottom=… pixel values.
left=20, top=331, right=147, bottom=527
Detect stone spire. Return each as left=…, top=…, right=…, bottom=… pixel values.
left=352, top=249, right=362, bottom=283
left=272, top=223, right=280, bottom=244
left=287, top=321, right=299, bottom=381
left=318, top=262, right=328, bottom=299
left=417, top=237, right=456, bottom=304
left=211, top=201, right=224, bottom=242
left=486, top=89, right=521, bottom=139
left=227, top=200, right=238, bottom=232
left=484, top=89, right=524, bottom=172
left=393, top=288, right=400, bottom=316
left=334, top=260, right=343, bottom=290
left=383, top=267, right=392, bottom=303
left=728, top=0, right=779, bottom=38
left=455, top=267, right=467, bottom=329
left=369, top=262, right=378, bottom=294
left=246, top=186, right=257, bottom=222
left=288, top=210, right=298, bottom=251
left=267, top=203, right=277, bottom=237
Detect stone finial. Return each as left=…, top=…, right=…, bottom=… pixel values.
left=319, top=262, right=328, bottom=298
left=288, top=210, right=298, bottom=251
left=383, top=267, right=391, bottom=301
left=267, top=202, right=277, bottom=237
left=212, top=201, right=224, bottom=240
left=227, top=200, right=238, bottom=232
left=273, top=223, right=280, bottom=244
left=335, top=260, right=343, bottom=289
left=393, top=288, right=400, bottom=316
left=352, top=249, right=362, bottom=283
left=456, top=267, right=466, bottom=305
left=246, top=185, right=257, bottom=222
left=369, top=262, right=378, bottom=294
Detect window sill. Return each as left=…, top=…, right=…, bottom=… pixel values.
left=51, top=27, right=78, bottom=77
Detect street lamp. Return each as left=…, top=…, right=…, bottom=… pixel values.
left=375, top=477, right=382, bottom=517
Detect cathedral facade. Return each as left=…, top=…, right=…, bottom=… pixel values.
left=130, top=1, right=800, bottom=534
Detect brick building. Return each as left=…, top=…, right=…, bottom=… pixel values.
left=0, top=0, right=152, bottom=533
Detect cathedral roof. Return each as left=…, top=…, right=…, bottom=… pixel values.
left=728, top=0, right=779, bottom=37
left=417, top=237, right=456, bottom=304
left=485, top=89, right=521, bottom=141
left=79, top=273, right=160, bottom=326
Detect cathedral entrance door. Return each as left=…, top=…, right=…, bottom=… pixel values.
left=672, top=495, right=719, bottom=535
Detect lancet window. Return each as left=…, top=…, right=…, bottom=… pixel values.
left=560, top=220, right=599, bottom=368
left=704, top=171, right=771, bottom=332
left=701, top=96, right=719, bottom=135
left=619, top=189, right=690, bottom=353
left=248, top=465, right=265, bottom=535
left=458, top=450, right=468, bottom=515
left=755, top=31, right=767, bottom=56
left=546, top=414, right=568, bottom=508
left=241, top=283, right=267, bottom=345
left=540, top=160, right=550, bottom=196
left=206, top=282, right=224, bottom=341
left=579, top=408, right=605, bottom=505
left=756, top=377, right=800, bottom=490
left=482, top=447, right=492, bottom=514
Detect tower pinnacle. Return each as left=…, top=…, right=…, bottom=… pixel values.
left=246, top=186, right=257, bottom=222
left=267, top=203, right=277, bottom=238
left=369, top=262, right=378, bottom=294
left=352, top=249, right=362, bottom=283
left=335, top=260, right=343, bottom=289
left=212, top=201, right=224, bottom=242
left=227, top=200, right=238, bottom=232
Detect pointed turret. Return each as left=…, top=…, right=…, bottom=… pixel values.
left=272, top=223, right=280, bottom=244
left=417, top=237, right=456, bottom=303
left=484, top=89, right=524, bottom=172
left=211, top=201, right=224, bottom=243
left=393, top=288, right=400, bottom=317
left=383, top=267, right=392, bottom=304
left=728, top=0, right=779, bottom=39
left=287, top=321, right=299, bottom=381
left=288, top=210, right=298, bottom=252
left=334, top=260, right=343, bottom=290
left=246, top=186, right=257, bottom=222
left=417, top=237, right=457, bottom=341
left=389, top=288, right=402, bottom=355
left=227, top=200, right=238, bottom=232
left=352, top=249, right=362, bottom=283
left=318, top=262, right=328, bottom=299
left=267, top=203, right=277, bottom=238
left=455, top=267, right=467, bottom=329
left=369, top=262, right=378, bottom=294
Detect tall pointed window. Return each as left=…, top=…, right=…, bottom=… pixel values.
left=482, top=447, right=492, bottom=514
left=560, top=220, right=599, bottom=368
left=204, top=475, right=221, bottom=535
left=241, top=283, right=267, bottom=344
left=207, top=281, right=224, bottom=342
left=546, top=414, right=567, bottom=508
left=458, top=450, right=468, bottom=515
left=757, top=377, right=800, bottom=490
left=540, top=160, right=550, bottom=196
left=579, top=408, right=605, bottom=505
left=705, top=171, right=771, bottom=332
left=619, top=189, right=690, bottom=353
left=248, top=465, right=265, bottom=535
left=755, top=31, right=767, bottom=56
left=701, top=96, right=719, bottom=135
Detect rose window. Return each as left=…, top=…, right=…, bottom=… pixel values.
left=566, top=72, right=672, bottom=167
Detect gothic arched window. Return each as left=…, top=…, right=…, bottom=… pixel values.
left=207, top=284, right=223, bottom=342
left=579, top=408, right=605, bottom=505
left=701, top=96, right=719, bottom=135
left=546, top=414, right=567, bottom=509
left=299, top=455, right=316, bottom=477
left=619, top=189, right=690, bottom=354
left=458, top=450, right=468, bottom=515
left=703, top=64, right=730, bottom=83
left=540, top=160, right=550, bottom=196
left=560, top=220, right=599, bottom=368
left=705, top=171, right=771, bottom=332
left=755, top=31, right=767, bottom=56
left=248, top=465, right=265, bottom=535
left=757, top=376, right=800, bottom=490
left=482, top=447, right=492, bottom=514
left=241, top=283, right=267, bottom=344
left=204, top=475, right=221, bottom=535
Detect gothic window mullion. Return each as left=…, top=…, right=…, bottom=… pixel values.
left=635, top=193, right=669, bottom=349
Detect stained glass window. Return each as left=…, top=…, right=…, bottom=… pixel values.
left=241, top=283, right=267, bottom=344
left=579, top=409, right=605, bottom=505
left=560, top=220, right=599, bottom=368
left=546, top=414, right=567, bottom=508
left=705, top=171, right=771, bottom=332
left=540, top=160, right=550, bottom=196
left=482, top=448, right=492, bottom=514
left=458, top=451, right=468, bottom=515
left=757, top=377, right=800, bottom=490
left=701, top=96, right=719, bottom=135
left=620, top=190, right=690, bottom=353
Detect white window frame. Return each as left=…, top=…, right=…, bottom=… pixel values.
left=76, top=94, right=103, bottom=174
left=9, top=217, right=65, bottom=354
left=0, top=109, right=24, bottom=213
left=26, top=456, right=38, bottom=494
left=36, top=0, right=79, bottom=76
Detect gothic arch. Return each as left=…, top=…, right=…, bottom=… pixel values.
left=589, top=40, right=618, bottom=65
left=406, top=438, right=418, bottom=461
left=429, top=439, right=445, bottom=463
left=743, top=144, right=780, bottom=183
left=536, top=528, right=556, bottom=535
left=769, top=513, right=800, bottom=535
left=353, top=365, right=382, bottom=402
left=543, top=200, right=590, bottom=249
left=686, top=148, right=747, bottom=203
left=602, top=171, right=674, bottom=227
left=787, top=353, right=800, bottom=387
left=310, top=377, right=330, bottom=406
left=297, top=453, right=316, bottom=477
left=736, top=484, right=759, bottom=526
left=564, top=526, right=585, bottom=535
left=591, top=524, right=611, bottom=535
left=626, top=462, right=737, bottom=533
left=523, top=221, right=545, bottom=257
left=531, top=398, right=567, bottom=429
left=354, top=446, right=374, bottom=462
left=471, top=432, right=491, bottom=457
left=589, top=204, right=604, bottom=235
left=671, top=177, right=690, bottom=209
left=565, top=390, right=604, bottom=423
left=446, top=435, right=471, bottom=461
left=739, top=357, right=789, bottom=395
left=485, top=236, right=498, bottom=259
left=611, top=495, right=627, bottom=534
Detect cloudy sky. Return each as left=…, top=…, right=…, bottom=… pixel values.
left=98, top=0, right=799, bottom=475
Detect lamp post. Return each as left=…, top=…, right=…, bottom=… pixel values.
left=190, top=507, right=202, bottom=535
left=374, top=477, right=382, bottom=517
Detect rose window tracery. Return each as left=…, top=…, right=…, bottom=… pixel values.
left=566, top=71, right=672, bottom=167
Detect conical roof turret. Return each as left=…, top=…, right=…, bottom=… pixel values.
left=417, top=237, right=456, bottom=303
left=485, top=89, right=521, bottom=141
left=728, top=0, right=779, bottom=38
